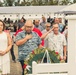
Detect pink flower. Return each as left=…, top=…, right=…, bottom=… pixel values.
left=23, top=64, right=27, bottom=69
left=55, top=52, right=59, bottom=55
left=32, top=50, right=35, bottom=54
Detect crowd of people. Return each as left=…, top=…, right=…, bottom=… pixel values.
left=0, top=16, right=68, bottom=75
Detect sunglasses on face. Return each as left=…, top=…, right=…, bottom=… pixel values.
left=26, top=26, right=33, bottom=28
left=46, top=26, right=50, bottom=28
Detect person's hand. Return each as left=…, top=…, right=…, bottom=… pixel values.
left=0, top=50, right=6, bottom=56
left=48, top=27, right=54, bottom=33
left=25, top=34, right=33, bottom=40
left=65, top=32, right=68, bottom=38
left=63, top=56, right=67, bottom=61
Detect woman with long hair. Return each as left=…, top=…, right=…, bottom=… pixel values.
left=0, top=20, right=12, bottom=75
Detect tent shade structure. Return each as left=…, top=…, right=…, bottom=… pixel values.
left=55, top=11, right=76, bottom=15
left=55, top=3, right=76, bottom=15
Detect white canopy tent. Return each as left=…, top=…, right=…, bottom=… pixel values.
left=60, top=3, right=76, bottom=11
left=55, top=3, right=76, bottom=15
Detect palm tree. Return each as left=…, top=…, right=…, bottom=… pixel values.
left=14, top=0, right=20, bottom=6
left=73, top=0, right=76, bottom=3
left=0, top=1, right=3, bottom=6
left=38, top=0, right=43, bottom=5
left=31, top=0, right=36, bottom=6
left=20, top=1, right=25, bottom=6
left=19, top=0, right=26, bottom=6
left=3, top=0, right=15, bottom=6
left=31, top=0, right=43, bottom=6
left=23, top=0, right=26, bottom=3
left=47, top=0, right=59, bottom=5
left=60, top=0, right=70, bottom=5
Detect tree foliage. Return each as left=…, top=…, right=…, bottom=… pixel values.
left=0, top=1, right=3, bottom=6
left=3, top=0, right=15, bottom=6
left=73, top=0, right=76, bottom=3
left=0, top=0, right=75, bottom=6
left=60, top=0, right=70, bottom=5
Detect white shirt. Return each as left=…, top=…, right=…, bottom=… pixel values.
left=45, top=32, right=66, bottom=58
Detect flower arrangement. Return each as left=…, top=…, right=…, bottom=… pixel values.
left=24, top=48, right=65, bottom=74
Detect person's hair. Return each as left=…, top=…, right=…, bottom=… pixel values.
left=45, top=22, right=51, bottom=27
left=0, top=20, right=5, bottom=31
left=52, top=23, right=58, bottom=26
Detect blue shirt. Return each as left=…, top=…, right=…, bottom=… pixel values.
left=15, top=30, right=41, bottom=61
left=59, top=24, right=64, bottom=32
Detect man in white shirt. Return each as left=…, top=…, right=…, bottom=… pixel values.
left=45, top=23, right=67, bottom=60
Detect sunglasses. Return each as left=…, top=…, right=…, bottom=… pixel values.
left=46, top=26, right=50, bottom=27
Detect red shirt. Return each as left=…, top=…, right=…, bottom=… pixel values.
left=33, top=28, right=44, bottom=46
left=14, top=28, right=22, bottom=36
left=14, top=28, right=44, bottom=46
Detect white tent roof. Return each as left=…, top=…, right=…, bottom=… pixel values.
left=0, top=6, right=66, bottom=14
left=60, top=3, right=76, bottom=12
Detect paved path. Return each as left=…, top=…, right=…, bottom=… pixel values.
left=10, top=44, right=22, bottom=75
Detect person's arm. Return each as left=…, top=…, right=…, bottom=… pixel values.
left=63, top=34, right=67, bottom=60
left=38, top=44, right=43, bottom=48
left=16, top=34, right=32, bottom=46
left=5, top=33, right=12, bottom=53
left=41, top=31, right=51, bottom=40
left=41, top=28, right=54, bottom=40
left=63, top=45, right=67, bottom=60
